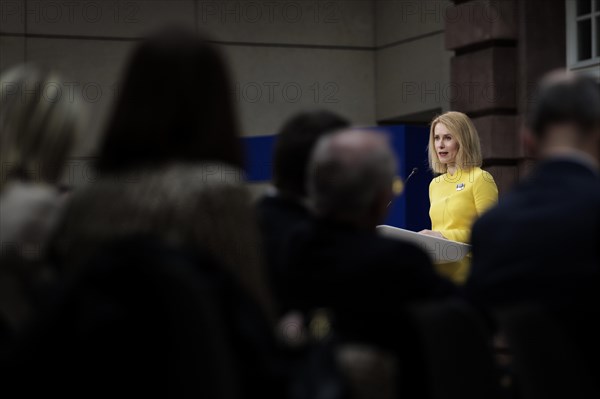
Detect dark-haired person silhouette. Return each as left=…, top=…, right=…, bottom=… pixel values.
left=256, top=110, right=349, bottom=313
left=48, top=28, right=283, bottom=398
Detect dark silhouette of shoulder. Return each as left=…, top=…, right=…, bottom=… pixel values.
left=467, top=158, right=600, bottom=308
left=256, top=194, right=311, bottom=306
left=283, top=219, right=456, bottom=311
left=281, top=220, right=456, bottom=348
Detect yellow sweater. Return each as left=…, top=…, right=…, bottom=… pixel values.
left=428, top=167, right=498, bottom=284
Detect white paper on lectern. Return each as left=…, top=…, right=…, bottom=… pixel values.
left=376, top=225, right=471, bottom=263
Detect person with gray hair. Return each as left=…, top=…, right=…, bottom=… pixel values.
left=308, top=129, right=397, bottom=228
left=280, top=129, right=456, bottom=349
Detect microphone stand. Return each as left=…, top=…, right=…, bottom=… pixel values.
left=387, top=167, right=419, bottom=208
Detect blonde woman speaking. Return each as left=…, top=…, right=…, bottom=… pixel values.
left=419, top=111, right=498, bottom=284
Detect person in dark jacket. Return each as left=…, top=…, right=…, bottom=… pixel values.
left=256, top=110, right=349, bottom=312
left=281, top=129, right=456, bottom=350
left=466, top=71, right=600, bottom=309
left=4, top=238, right=284, bottom=399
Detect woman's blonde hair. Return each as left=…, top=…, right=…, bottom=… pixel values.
left=428, top=111, right=482, bottom=174
left=0, top=64, right=83, bottom=192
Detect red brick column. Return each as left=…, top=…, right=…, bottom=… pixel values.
left=445, top=0, right=565, bottom=195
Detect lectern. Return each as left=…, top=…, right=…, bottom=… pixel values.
left=377, top=225, right=470, bottom=263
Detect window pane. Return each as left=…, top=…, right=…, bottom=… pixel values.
left=578, top=0, right=592, bottom=15
left=578, top=19, right=592, bottom=60
left=596, top=0, right=600, bottom=12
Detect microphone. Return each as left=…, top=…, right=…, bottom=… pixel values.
left=387, top=167, right=419, bottom=208
left=405, top=167, right=419, bottom=184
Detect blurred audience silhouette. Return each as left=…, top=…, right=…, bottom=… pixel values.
left=51, top=28, right=273, bottom=317
left=280, top=129, right=456, bottom=351
left=466, top=71, right=600, bottom=397
left=0, top=64, right=84, bottom=339
left=467, top=71, right=600, bottom=308
left=256, top=110, right=349, bottom=313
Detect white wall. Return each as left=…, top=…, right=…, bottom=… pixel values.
left=375, top=0, right=453, bottom=122
left=1, top=0, right=377, bottom=157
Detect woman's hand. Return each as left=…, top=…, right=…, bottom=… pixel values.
left=418, top=229, right=446, bottom=239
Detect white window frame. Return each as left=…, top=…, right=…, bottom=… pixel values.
left=566, top=0, right=600, bottom=79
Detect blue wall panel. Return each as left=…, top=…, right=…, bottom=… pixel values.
left=404, top=125, right=434, bottom=231
left=378, top=125, right=407, bottom=228
left=243, top=135, right=275, bottom=181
